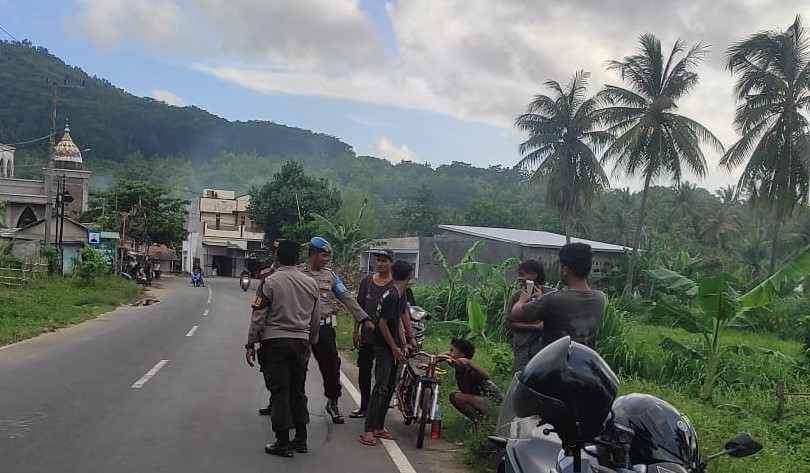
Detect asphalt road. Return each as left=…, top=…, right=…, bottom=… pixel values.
left=0, top=275, right=451, bottom=473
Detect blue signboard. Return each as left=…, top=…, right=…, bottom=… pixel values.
left=87, top=230, right=102, bottom=248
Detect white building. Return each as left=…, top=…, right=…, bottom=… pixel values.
left=182, top=189, right=265, bottom=276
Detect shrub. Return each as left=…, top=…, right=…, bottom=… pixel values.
left=71, top=245, right=109, bottom=287
left=40, top=246, right=61, bottom=275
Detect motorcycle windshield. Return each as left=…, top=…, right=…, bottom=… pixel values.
left=409, top=306, right=427, bottom=321
left=496, top=375, right=546, bottom=440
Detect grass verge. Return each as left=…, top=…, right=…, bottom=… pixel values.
left=0, top=275, right=143, bottom=346
left=335, top=313, right=810, bottom=473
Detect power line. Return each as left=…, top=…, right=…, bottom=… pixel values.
left=0, top=23, right=18, bottom=42
left=4, top=133, right=53, bottom=147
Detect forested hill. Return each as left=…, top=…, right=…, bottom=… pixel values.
left=0, top=40, right=351, bottom=163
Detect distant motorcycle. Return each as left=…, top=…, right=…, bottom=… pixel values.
left=191, top=271, right=205, bottom=287
left=240, top=275, right=250, bottom=291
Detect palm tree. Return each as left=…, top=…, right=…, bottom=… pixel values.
left=515, top=71, right=611, bottom=243
left=721, top=16, right=810, bottom=274
left=599, top=34, right=724, bottom=294
left=699, top=204, right=742, bottom=249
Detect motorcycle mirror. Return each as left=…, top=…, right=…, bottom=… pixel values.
left=724, top=433, right=763, bottom=458
left=486, top=435, right=507, bottom=447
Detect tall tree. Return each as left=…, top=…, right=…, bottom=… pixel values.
left=599, top=34, right=724, bottom=294
left=515, top=71, right=611, bottom=243
left=397, top=184, right=439, bottom=236
left=721, top=16, right=810, bottom=274
left=79, top=180, right=188, bottom=249
left=248, top=161, right=341, bottom=243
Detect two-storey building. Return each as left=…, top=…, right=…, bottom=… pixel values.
left=182, top=189, right=264, bottom=276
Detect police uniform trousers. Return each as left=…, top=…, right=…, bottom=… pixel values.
left=312, top=321, right=341, bottom=399
left=261, top=338, right=310, bottom=432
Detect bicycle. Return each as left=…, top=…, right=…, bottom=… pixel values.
left=395, top=350, right=453, bottom=448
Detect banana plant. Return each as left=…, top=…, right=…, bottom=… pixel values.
left=311, top=200, right=370, bottom=269
left=647, top=243, right=810, bottom=402
left=432, top=240, right=484, bottom=320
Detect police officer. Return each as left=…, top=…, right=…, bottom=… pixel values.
left=302, top=236, right=373, bottom=424
left=245, top=239, right=321, bottom=457
left=249, top=238, right=282, bottom=416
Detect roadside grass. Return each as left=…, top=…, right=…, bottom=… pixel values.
left=336, top=313, right=810, bottom=473
left=0, top=275, right=143, bottom=346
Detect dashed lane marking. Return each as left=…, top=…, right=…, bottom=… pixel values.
left=131, top=360, right=168, bottom=389
left=185, top=326, right=199, bottom=337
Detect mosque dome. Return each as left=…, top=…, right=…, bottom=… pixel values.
left=53, top=123, right=83, bottom=163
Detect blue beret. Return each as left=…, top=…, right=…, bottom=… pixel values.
left=310, top=236, right=331, bottom=253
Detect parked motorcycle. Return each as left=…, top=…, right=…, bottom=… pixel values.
left=409, top=305, right=428, bottom=344
left=240, top=275, right=250, bottom=291
left=490, top=337, right=762, bottom=473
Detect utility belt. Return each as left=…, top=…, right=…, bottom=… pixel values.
left=320, top=314, right=336, bottom=326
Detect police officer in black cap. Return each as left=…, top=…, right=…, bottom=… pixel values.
left=245, top=239, right=321, bottom=457
left=301, top=236, right=374, bottom=424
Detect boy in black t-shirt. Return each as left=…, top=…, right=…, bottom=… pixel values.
left=358, top=260, right=413, bottom=446
left=447, top=338, right=502, bottom=422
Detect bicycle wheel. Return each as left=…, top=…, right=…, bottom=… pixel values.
left=416, top=385, right=432, bottom=449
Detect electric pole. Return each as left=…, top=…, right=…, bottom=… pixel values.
left=43, top=82, right=57, bottom=247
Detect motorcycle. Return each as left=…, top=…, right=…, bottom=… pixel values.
left=489, top=337, right=763, bottom=473
left=240, top=275, right=250, bottom=291
left=191, top=271, right=205, bottom=287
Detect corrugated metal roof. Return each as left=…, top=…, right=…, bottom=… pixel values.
left=438, top=225, right=630, bottom=253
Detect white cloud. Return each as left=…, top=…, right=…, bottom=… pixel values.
left=152, top=89, right=184, bottom=106
left=376, top=137, right=417, bottom=163
left=66, top=0, right=810, bottom=190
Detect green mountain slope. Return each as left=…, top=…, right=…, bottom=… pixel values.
left=0, top=41, right=351, bottom=163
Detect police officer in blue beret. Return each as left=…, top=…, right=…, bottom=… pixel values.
left=302, top=237, right=374, bottom=424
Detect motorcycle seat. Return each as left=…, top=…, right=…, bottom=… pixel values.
left=406, top=354, right=429, bottom=377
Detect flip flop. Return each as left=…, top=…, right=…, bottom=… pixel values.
left=358, top=434, right=377, bottom=446
left=373, top=430, right=396, bottom=440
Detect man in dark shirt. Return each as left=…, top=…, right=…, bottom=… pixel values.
left=512, top=243, right=606, bottom=349
left=447, top=338, right=502, bottom=422
left=503, top=259, right=556, bottom=373
left=350, top=249, right=394, bottom=418
left=358, top=260, right=413, bottom=446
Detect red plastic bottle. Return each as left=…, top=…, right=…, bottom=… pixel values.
left=430, top=405, right=442, bottom=438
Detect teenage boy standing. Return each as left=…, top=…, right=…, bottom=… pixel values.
left=350, top=249, right=394, bottom=418
left=358, top=260, right=413, bottom=446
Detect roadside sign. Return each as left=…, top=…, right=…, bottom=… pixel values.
left=88, top=230, right=102, bottom=247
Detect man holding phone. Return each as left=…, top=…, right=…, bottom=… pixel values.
left=503, top=259, right=555, bottom=373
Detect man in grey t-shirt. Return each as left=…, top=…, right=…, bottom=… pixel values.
left=512, top=243, right=606, bottom=350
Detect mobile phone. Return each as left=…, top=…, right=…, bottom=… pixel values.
left=526, top=280, right=535, bottom=294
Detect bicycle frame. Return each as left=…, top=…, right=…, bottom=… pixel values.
left=395, top=351, right=452, bottom=448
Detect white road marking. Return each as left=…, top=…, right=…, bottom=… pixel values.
left=207, top=286, right=212, bottom=304
left=131, top=360, right=168, bottom=389
left=381, top=439, right=419, bottom=473
left=340, top=370, right=418, bottom=473
left=185, top=326, right=199, bottom=337
left=340, top=371, right=362, bottom=405
left=202, top=309, right=209, bottom=316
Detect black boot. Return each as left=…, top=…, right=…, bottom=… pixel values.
left=258, top=396, right=273, bottom=416
left=265, top=430, right=294, bottom=457
left=291, top=425, right=308, bottom=453
left=325, top=398, right=345, bottom=424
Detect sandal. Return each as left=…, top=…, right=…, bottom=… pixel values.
left=373, top=429, right=396, bottom=440
left=358, top=434, right=377, bottom=446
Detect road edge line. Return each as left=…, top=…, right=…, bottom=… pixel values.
left=340, top=370, right=418, bottom=473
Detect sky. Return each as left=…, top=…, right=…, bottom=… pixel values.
left=1, top=0, right=808, bottom=192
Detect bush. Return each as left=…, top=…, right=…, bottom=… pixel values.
left=40, top=246, right=61, bottom=275
left=71, top=245, right=110, bottom=287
